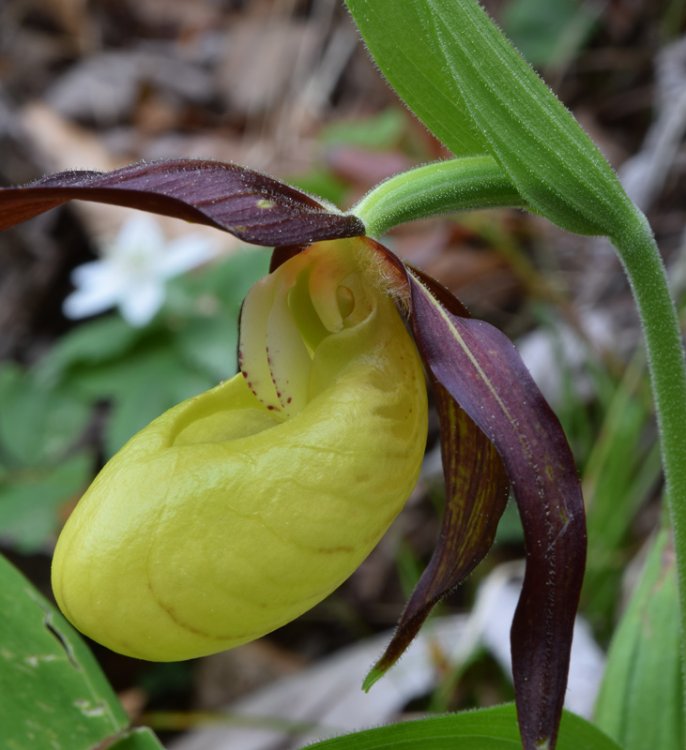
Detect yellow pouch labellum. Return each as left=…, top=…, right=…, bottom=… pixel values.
left=51, top=239, right=428, bottom=661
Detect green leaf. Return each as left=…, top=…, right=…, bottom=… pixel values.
left=0, top=555, right=127, bottom=749
left=594, top=528, right=684, bottom=750
left=342, top=2, right=485, bottom=156
left=0, top=453, right=91, bottom=552
left=345, top=0, right=638, bottom=237
left=87, top=346, right=212, bottom=455
left=174, top=314, right=238, bottom=381
left=288, top=168, right=348, bottom=207
left=503, top=0, right=598, bottom=69
left=0, top=364, right=90, bottom=467
left=37, top=315, right=144, bottom=383
left=320, top=109, right=407, bottom=149
left=52, top=337, right=211, bottom=455
left=582, top=359, right=661, bottom=630
left=305, top=704, right=622, bottom=750
left=168, top=251, right=270, bottom=380
left=167, top=249, right=270, bottom=311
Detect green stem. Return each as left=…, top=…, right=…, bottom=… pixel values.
left=612, top=213, right=686, bottom=665
left=351, top=156, right=523, bottom=237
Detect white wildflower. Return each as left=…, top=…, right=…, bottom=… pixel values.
left=63, top=214, right=217, bottom=327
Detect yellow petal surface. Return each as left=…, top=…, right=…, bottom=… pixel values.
left=52, top=240, right=428, bottom=660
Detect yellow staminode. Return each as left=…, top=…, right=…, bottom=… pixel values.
left=51, top=239, right=428, bottom=661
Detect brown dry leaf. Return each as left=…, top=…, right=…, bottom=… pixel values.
left=220, top=20, right=320, bottom=117
left=194, top=642, right=304, bottom=711
left=391, top=218, right=522, bottom=315
left=28, top=0, right=94, bottom=50
left=20, top=102, right=118, bottom=172
left=45, top=50, right=216, bottom=126
left=118, top=687, right=148, bottom=722
left=18, top=103, right=242, bottom=253
left=420, top=243, right=517, bottom=311
left=127, top=0, right=225, bottom=31
left=327, top=147, right=414, bottom=191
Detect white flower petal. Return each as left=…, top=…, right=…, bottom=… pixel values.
left=158, top=235, right=218, bottom=278
left=118, top=281, right=165, bottom=327
left=65, top=216, right=206, bottom=325
left=113, top=214, right=166, bottom=257
left=70, top=260, right=111, bottom=288
left=63, top=283, right=122, bottom=319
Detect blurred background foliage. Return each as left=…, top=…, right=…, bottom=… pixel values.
left=0, top=0, right=685, bottom=747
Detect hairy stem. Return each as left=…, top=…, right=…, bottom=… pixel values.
left=351, top=156, right=523, bottom=237
left=612, top=214, right=686, bottom=665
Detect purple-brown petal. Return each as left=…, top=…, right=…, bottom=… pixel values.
left=407, top=269, right=586, bottom=750
left=269, top=244, right=307, bottom=272
left=0, top=160, right=364, bottom=246
left=365, top=381, right=509, bottom=688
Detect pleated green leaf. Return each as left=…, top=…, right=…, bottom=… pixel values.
left=305, top=704, right=622, bottom=750
left=594, top=528, right=684, bottom=750
left=345, top=0, right=638, bottom=238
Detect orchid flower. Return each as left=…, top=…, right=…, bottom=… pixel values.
left=63, top=213, right=217, bottom=327
left=0, top=160, right=585, bottom=750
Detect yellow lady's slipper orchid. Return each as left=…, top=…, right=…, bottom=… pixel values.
left=0, top=157, right=587, bottom=749
left=51, top=239, right=428, bottom=661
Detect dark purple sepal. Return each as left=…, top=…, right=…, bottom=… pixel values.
left=0, top=160, right=365, bottom=246
left=365, top=381, right=509, bottom=690
left=269, top=245, right=307, bottom=272
left=407, top=269, right=586, bottom=750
